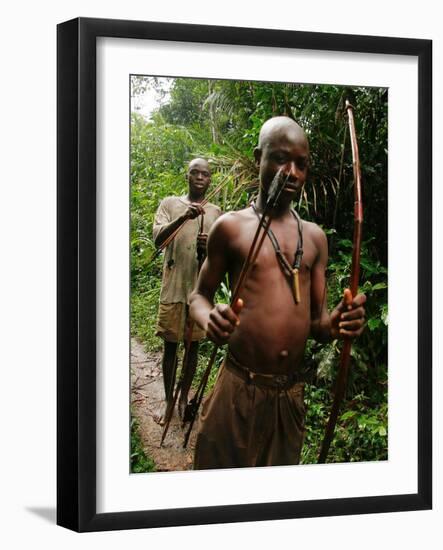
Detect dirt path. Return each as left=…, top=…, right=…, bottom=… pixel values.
left=130, top=338, right=197, bottom=471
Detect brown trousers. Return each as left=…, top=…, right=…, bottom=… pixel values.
left=193, top=356, right=306, bottom=470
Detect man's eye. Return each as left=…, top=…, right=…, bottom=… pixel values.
left=191, top=170, right=210, bottom=177
left=274, top=155, right=287, bottom=163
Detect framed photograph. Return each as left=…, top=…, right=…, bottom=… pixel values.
left=57, top=17, right=432, bottom=532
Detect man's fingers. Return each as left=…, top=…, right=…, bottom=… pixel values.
left=334, top=290, right=366, bottom=338
left=336, top=288, right=352, bottom=313
left=339, top=319, right=365, bottom=331
left=338, top=290, right=366, bottom=312
left=190, top=203, right=205, bottom=214
left=340, top=306, right=365, bottom=321
left=206, top=322, right=231, bottom=344
left=211, top=304, right=238, bottom=330
left=217, top=303, right=241, bottom=326
left=206, top=301, right=243, bottom=345
left=352, top=293, right=367, bottom=307
left=232, top=298, right=244, bottom=315
left=209, top=314, right=235, bottom=334
left=187, top=204, right=205, bottom=219
left=339, top=326, right=365, bottom=338
left=343, top=288, right=353, bottom=306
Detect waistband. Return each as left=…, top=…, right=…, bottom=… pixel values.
left=224, top=350, right=308, bottom=390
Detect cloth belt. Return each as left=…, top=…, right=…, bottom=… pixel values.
left=225, top=350, right=308, bottom=390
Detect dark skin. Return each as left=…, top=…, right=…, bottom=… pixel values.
left=190, top=117, right=366, bottom=376
left=154, top=158, right=212, bottom=424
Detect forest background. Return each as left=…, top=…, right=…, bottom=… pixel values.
left=130, top=76, right=388, bottom=469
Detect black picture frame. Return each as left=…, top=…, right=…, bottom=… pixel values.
left=57, top=17, right=432, bottom=532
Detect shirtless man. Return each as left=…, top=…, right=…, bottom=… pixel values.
left=189, top=117, right=366, bottom=469
left=153, top=158, right=221, bottom=423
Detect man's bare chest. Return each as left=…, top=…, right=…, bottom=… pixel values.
left=229, top=218, right=318, bottom=279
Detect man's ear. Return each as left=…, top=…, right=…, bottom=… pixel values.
left=253, top=147, right=261, bottom=166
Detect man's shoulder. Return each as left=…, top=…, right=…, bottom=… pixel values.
left=216, top=206, right=252, bottom=225
left=204, top=201, right=222, bottom=214
left=208, top=207, right=251, bottom=238
left=301, top=219, right=324, bottom=234
left=158, top=195, right=187, bottom=210
left=301, top=220, right=328, bottom=251
left=160, top=195, right=184, bottom=204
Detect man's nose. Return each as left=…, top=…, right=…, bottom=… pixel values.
left=284, top=162, right=299, bottom=180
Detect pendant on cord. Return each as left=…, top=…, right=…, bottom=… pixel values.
left=292, top=268, right=300, bottom=304
left=251, top=202, right=304, bottom=305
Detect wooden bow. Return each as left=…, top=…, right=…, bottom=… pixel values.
left=318, top=100, right=363, bottom=463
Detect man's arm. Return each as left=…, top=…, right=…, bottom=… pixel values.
left=310, top=226, right=333, bottom=342
left=310, top=225, right=366, bottom=342
left=153, top=199, right=205, bottom=249
left=189, top=215, right=242, bottom=345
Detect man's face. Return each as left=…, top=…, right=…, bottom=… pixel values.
left=186, top=160, right=211, bottom=198
left=255, top=128, right=309, bottom=200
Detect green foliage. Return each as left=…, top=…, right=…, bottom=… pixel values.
left=301, top=385, right=388, bottom=464
left=130, top=76, right=388, bottom=464
left=131, top=416, right=156, bottom=473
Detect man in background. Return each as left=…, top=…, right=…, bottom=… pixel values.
left=153, top=158, right=221, bottom=423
